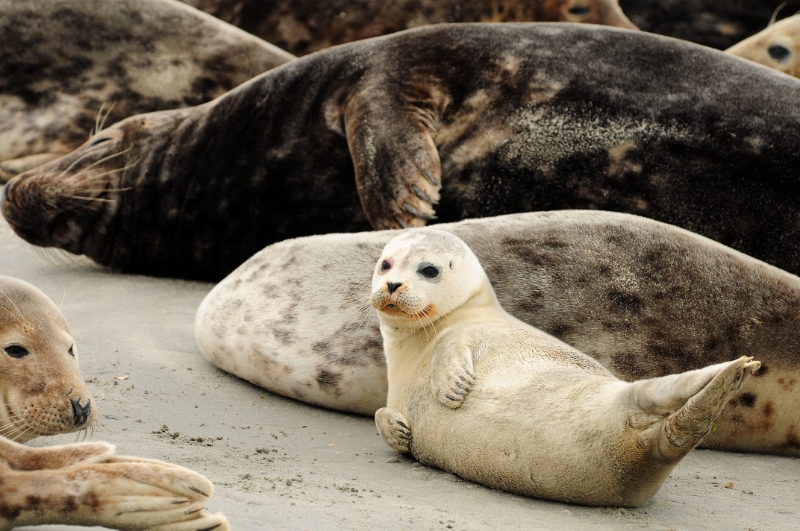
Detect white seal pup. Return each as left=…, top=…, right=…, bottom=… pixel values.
left=371, top=229, right=759, bottom=506
left=0, top=275, right=96, bottom=442
left=195, top=211, right=800, bottom=456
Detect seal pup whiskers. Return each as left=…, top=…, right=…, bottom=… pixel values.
left=371, top=229, right=759, bottom=506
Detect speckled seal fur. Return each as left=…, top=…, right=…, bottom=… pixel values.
left=0, top=0, right=293, bottom=183
left=182, top=0, right=636, bottom=56
left=0, top=276, right=229, bottom=530
left=370, top=229, right=758, bottom=507
left=728, top=15, right=800, bottom=79
left=6, top=24, right=800, bottom=279
left=619, top=0, right=800, bottom=49
left=0, top=438, right=229, bottom=530
left=0, top=276, right=95, bottom=443
left=196, top=211, right=800, bottom=457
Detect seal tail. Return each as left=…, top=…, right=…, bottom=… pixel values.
left=634, top=356, right=760, bottom=461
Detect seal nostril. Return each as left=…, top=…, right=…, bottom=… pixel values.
left=387, top=282, right=402, bottom=294
left=70, top=397, right=91, bottom=427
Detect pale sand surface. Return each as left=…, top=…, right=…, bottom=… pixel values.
left=1, top=214, right=798, bottom=531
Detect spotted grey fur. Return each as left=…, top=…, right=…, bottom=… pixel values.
left=182, top=0, right=636, bottom=56
left=5, top=24, right=800, bottom=279
left=0, top=0, right=293, bottom=183
left=196, top=211, right=800, bottom=457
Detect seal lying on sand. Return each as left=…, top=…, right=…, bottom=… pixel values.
left=0, top=438, right=229, bottom=530
left=0, top=275, right=229, bottom=530
left=371, top=229, right=759, bottom=507
left=728, top=15, right=800, bottom=78
left=182, top=0, right=636, bottom=56
left=619, top=0, right=800, bottom=49
left=6, top=24, right=800, bottom=279
left=195, top=211, right=800, bottom=456
left=0, top=276, right=96, bottom=442
left=0, top=0, right=293, bottom=183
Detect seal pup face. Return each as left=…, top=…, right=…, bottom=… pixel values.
left=0, top=277, right=96, bottom=442
left=1, top=110, right=187, bottom=263
left=727, top=15, right=800, bottom=79
left=370, top=229, right=487, bottom=330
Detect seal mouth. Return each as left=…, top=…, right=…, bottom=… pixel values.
left=379, top=303, right=437, bottom=320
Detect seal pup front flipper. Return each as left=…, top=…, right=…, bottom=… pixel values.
left=631, top=356, right=761, bottom=461
left=343, top=78, right=446, bottom=229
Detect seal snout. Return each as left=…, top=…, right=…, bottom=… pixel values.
left=70, top=397, right=92, bottom=427
left=387, top=282, right=403, bottom=294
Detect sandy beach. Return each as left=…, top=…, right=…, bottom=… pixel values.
left=2, top=214, right=797, bottom=531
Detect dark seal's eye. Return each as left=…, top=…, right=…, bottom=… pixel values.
left=568, top=5, right=591, bottom=15
left=418, top=265, right=441, bottom=279
left=88, top=137, right=111, bottom=147
left=69, top=345, right=75, bottom=357
left=768, top=44, right=791, bottom=61
left=5, top=345, right=29, bottom=358
left=380, top=260, right=392, bottom=272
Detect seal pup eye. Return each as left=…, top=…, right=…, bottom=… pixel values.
left=68, top=345, right=75, bottom=357
left=5, top=345, right=29, bottom=358
left=380, top=260, right=392, bottom=272
left=767, top=44, right=791, bottom=61
left=88, top=137, right=111, bottom=147
left=568, top=5, right=591, bottom=15
left=418, top=264, right=441, bottom=279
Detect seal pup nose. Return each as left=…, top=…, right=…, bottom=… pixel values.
left=387, top=282, right=402, bottom=294
left=70, top=397, right=92, bottom=427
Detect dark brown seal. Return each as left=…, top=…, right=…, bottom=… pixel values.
left=5, top=23, right=800, bottom=280
left=183, top=0, right=636, bottom=56
left=196, top=211, right=800, bottom=457
left=0, top=0, right=294, bottom=183
left=619, top=0, right=800, bottom=49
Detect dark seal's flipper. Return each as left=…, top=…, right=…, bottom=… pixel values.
left=345, top=79, right=445, bottom=229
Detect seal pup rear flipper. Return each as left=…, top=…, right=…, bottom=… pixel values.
left=631, top=356, right=761, bottom=461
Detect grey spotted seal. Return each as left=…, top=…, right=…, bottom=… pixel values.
left=0, top=275, right=96, bottom=442
left=728, top=15, right=800, bottom=78
left=182, top=0, right=636, bottom=56
left=0, top=438, right=229, bottom=530
left=0, top=0, right=293, bottom=183
left=195, top=211, right=800, bottom=456
left=370, top=228, right=759, bottom=506
left=7, top=23, right=800, bottom=279
left=618, top=0, right=800, bottom=49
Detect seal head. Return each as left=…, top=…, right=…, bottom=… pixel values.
left=727, top=15, right=800, bottom=78
left=0, top=276, right=96, bottom=442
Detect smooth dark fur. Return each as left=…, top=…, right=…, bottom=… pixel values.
left=5, top=24, right=800, bottom=279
